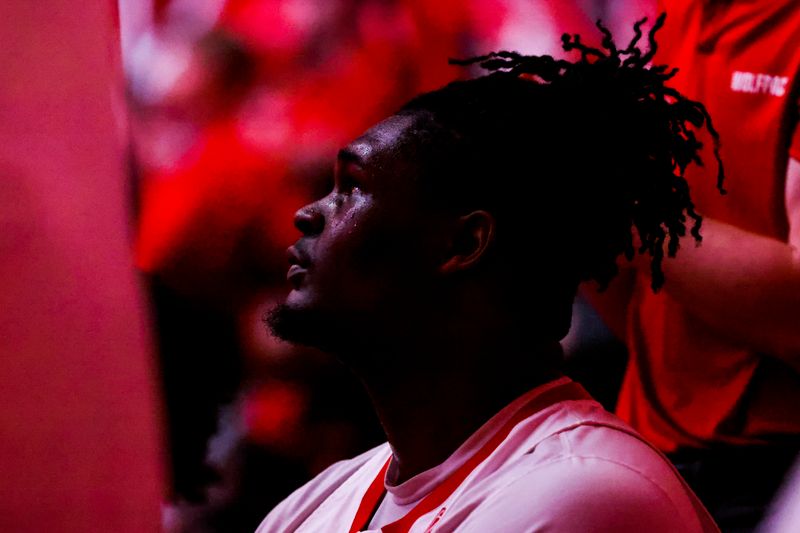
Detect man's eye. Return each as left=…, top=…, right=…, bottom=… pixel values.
left=340, top=178, right=360, bottom=193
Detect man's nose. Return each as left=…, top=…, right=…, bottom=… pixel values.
left=294, top=202, right=324, bottom=236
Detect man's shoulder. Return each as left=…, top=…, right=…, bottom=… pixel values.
left=521, top=403, right=691, bottom=499
left=463, top=450, right=715, bottom=532
left=456, top=406, right=718, bottom=532
left=255, top=442, right=389, bottom=533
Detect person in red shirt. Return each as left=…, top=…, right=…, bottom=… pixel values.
left=586, top=2, right=800, bottom=529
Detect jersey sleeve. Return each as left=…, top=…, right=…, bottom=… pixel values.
left=454, top=456, right=716, bottom=533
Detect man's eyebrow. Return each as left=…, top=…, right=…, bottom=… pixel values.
left=337, top=148, right=363, bottom=164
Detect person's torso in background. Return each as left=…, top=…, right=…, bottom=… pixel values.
left=618, top=0, right=800, bottom=452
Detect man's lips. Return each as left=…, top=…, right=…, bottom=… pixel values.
left=287, top=245, right=310, bottom=287
left=287, top=264, right=307, bottom=286
left=288, top=245, right=309, bottom=266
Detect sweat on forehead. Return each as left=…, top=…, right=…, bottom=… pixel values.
left=341, top=114, right=421, bottom=162
left=333, top=114, right=448, bottom=204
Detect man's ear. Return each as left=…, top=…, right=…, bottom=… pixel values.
left=439, top=210, right=496, bottom=274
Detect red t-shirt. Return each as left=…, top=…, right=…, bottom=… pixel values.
left=616, top=0, right=800, bottom=452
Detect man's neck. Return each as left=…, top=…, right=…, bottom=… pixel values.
left=358, top=340, right=563, bottom=484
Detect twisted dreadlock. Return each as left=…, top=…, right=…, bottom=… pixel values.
left=397, top=14, right=724, bottom=295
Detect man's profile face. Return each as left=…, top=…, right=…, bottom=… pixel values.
left=270, top=114, right=445, bottom=352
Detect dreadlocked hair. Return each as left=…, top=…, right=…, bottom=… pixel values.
left=397, top=14, right=724, bottom=295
